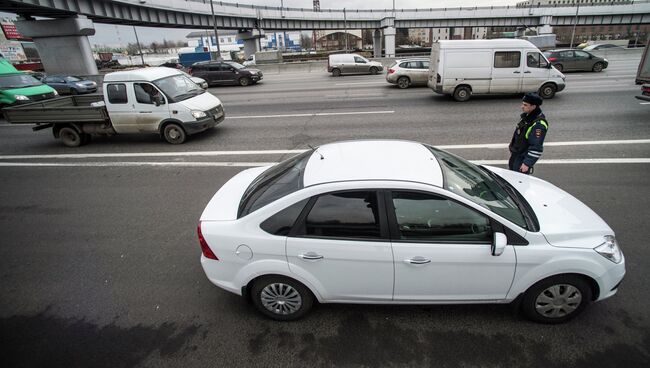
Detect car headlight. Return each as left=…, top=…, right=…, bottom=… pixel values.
left=604, top=58, right=608, bottom=63
left=52, top=90, right=58, bottom=96
left=191, top=110, right=207, bottom=119
left=595, top=235, right=622, bottom=263
left=14, top=95, right=29, bottom=101
left=76, top=82, right=86, bottom=87
left=249, top=71, right=258, bottom=75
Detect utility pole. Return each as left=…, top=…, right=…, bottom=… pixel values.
left=313, top=0, right=320, bottom=51
left=569, top=1, right=580, bottom=48
left=209, top=0, right=221, bottom=60
left=344, top=8, right=348, bottom=53
left=132, top=26, right=145, bottom=66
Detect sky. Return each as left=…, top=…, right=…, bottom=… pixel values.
left=3, top=1, right=521, bottom=47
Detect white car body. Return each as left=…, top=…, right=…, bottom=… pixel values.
left=198, top=140, right=625, bottom=321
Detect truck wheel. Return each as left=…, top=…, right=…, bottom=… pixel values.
left=369, top=66, right=379, bottom=75
left=239, top=77, right=251, bottom=86
left=521, top=275, right=592, bottom=324
left=59, top=127, right=82, bottom=147
left=162, top=123, right=187, bottom=144
left=592, top=62, right=604, bottom=72
left=332, top=68, right=341, bottom=77
left=251, top=276, right=314, bottom=321
left=397, top=76, right=410, bottom=89
left=453, top=86, right=471, bottom=102
left=539, top=83, right=557, bottom=99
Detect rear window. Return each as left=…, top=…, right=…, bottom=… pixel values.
left=238, top=151, right=312, bottom=218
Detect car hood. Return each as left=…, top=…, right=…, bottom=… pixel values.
left=485, top=166, right=613, bottom=249
left=177, top=90, right=221, bottom=111
left=243, top=68, right=262, bottom=74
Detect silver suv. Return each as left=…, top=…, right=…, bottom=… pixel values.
left=386, top=58, right=430, bottom=89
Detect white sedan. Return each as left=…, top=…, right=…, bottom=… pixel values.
left=198, top=140, right=625, bottom=323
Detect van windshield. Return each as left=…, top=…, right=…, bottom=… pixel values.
left=153, top=74, right=204, bottom=102
left=0, top=74, right=43, bottom=89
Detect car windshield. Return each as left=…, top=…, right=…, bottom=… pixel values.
left=0, top=74, right=43, bottom=89
left=238, top=150, right=312, bottom=218
left=153, top=74, right=204, bottom=102
left=426, top=145, right=529, bottom=229
left=225, top=62, right=245, bottom=69
left=64, top=76, right=83, bottom=82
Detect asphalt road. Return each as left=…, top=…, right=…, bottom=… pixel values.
left=1, top=55, right=649, bottom=368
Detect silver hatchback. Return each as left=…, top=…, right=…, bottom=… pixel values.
left=386, top=58, right=430, bottom=88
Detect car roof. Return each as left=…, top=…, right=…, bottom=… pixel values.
left=103, top=67, right=182, bottom=82
left=302, top=140, right=444, bottom=187
left=395, top=58, right=429, bottom=62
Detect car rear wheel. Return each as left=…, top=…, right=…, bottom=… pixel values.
left=239, top=77, right=251, bottom=86
left=521, top=275, right=592, bottom=324
left=251, top=276, right=314, bottom=321
left=539, top=83, right=557, bottom=99
left=162, top=123, right=187, bottom=144
left=592, top=62, right=604, bottom=72
left=397, top=76, right=410, bottom=89
left=369, top=66, right=379, bottom=75
left=59, top=126, right=82, bottom=147
left=453, top=85, right=472, bottom=102
left=554, top=63, right=563, bottom=72
left=332, top=68, right=341, bottom=77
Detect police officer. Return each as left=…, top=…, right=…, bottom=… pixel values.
left=508, top=93, right=548, bottom=175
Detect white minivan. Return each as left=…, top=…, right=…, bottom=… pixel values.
left=427, top=39, right=566, bottom=102
left=328, top=53, right=383, bottom=77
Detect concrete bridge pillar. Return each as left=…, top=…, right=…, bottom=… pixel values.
left=373, top=29, right=382, bottom=58
left=237, top=29, right=265, bottom=58
left=15, top=16, right=97, bottom=75
left=538, top=15, right=553, bottom=35
left=384, top=27, right=396, bottom=58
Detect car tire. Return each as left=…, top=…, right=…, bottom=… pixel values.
left=251, top=276, right=314, bottom=321
left=453, top=85, right=472, bottom=102
left=70, top=88, right=78, bottom=95
left=59, top=126, right=82, bottom=147
left=592, top=62, right=604, bottom=72
left=521, top=275, right=592, bottom=324
left=332, top=68, right=341, bottom=77
left=369, top=66, right=379, bottom=75
left=554, top=63, right=563, bottom=72
left=239, top=77, right=251, bottom=86
left=162, top=123, right=187, bottom=144
left=539, top=83, right=557, bottom=99
left=397, top=76, right=410, bottom=89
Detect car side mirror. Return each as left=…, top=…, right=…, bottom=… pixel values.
left=492, top=232, right=507, bottom=256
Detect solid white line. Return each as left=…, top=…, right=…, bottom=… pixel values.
left=227, top=110, right=394, bottom=119
left=325, top=94, right=385, bottom=98
left=640, top=102, right=650, bottom=105
left=1, top=158, right=649, bottom=168
left=334, top=82, right=387, bottom=86
left=1, top=138, right=648, bottom=160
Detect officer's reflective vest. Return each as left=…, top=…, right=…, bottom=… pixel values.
left=510, top=117, right=548, bottom=154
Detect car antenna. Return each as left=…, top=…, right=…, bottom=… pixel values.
left=307, top=144, right=324, bottom=160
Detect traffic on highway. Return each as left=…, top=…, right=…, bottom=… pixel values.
left=1, top=40, right=649, bottom=367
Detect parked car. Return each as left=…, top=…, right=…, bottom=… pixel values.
left=327, top=53, right=383, bottom=77
left=159, top=61, right=184, bottom=70
left=189, top=61, right=262, bottom=86
left=583, top=44, right=625, bottom=51
left=543, top=49, right=608, bottom=72
left=386, top=58, right=430, bottom=88
left=176, top=70, right=208, bottom=90
left=198, top=140, right=625, bottom=323
left=43, top=75, right=98, bottom=95
left=0, top=58, right=58, bottom=107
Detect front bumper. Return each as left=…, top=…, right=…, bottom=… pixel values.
left=250, top=74, right=262, bottom=82
left=182, top=106, right=226, bottom=135
left=595, top=257, right=626, bottom=302
left=557, top=82, right=566, bottom=92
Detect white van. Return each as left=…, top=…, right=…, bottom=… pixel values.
left=427, top=39, right=566, bottom=102
left=328, top=53, right=383, bottom=77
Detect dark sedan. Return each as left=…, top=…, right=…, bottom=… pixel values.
left=188, top=61, right=262, bottom=87
left=543, top=49, right=608, bottom=73
left=43, top=75, right=98, bottom=94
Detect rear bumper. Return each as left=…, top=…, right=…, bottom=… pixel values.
left=635, top=95, right=650, bottom=102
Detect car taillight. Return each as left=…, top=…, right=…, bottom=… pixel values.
left=643, top=86, right=650, bottom=93
left=388, top=68, right=395, bottom=74
left=188, top=67, right=193, bottom=75
left=436, top=73, right=441, bottom=83
left=198, top=221, right=218, bottom=260
left=548, top=57, right=557, bottom=62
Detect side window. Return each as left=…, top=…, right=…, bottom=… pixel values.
left=133, top=83, right=161, bottom=104
left=208, top=64, right=221, bottom=72
left=303, top=191, right=381, bottom=239
left=559, top=51, right=574, bottom=58
left=420, top=61, right=430, bottom=69
left=494, top=51, right=521, bottom=68
left=260, top=199, right=309, bottom=236
left=526, top=52, right=548, bottom=68
left=106, top=83, right=128, bottom=104
left=391, top=191, right=492, bottom=243
left=399, top=62, right=410, bottom=68
left=354, top=56, right=366, bottom=63
left=574, top=51, right=590, bottom=59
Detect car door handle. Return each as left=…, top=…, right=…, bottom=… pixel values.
left=299, top=252, right=323, bottom=260
left=513, top=71, right=521, bottom=74
left=524, top=71, right=531, bottom=74
left=406, top=256, right=431, bottom=265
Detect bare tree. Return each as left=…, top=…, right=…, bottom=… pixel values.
left=300, top=33, right=313, bottom=50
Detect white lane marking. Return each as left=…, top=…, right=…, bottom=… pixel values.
left=325, top=94, right=385, bottom=98
left=1, top=139, right=648, bottom=160
left=1, top=158, right=649, bottom=168
left=640, top=102, right=650, bottom=105
left=334, top=82, right=387, bottom=86
left=227, top=110, right=394, bottom=119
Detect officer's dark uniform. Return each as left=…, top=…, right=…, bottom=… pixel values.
left=508, top=93, right=548, bottom=175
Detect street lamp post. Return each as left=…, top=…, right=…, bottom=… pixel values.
left=569, top=1, right=580, bottom=48
left=209, top=0, right=221, bottom=60
left=132, top=26, right=145, bottom=66
left=344, top=8, right=348, bottom=53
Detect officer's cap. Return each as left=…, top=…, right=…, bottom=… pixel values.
left=522, top=92, right=543, bottom=106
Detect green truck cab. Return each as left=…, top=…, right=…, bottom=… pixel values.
left=0, top=59, right=57, bottom=107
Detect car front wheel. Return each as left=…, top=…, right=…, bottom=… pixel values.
left=251, top=276, right=314, bottom=321
left=521, top=275, right=592, bottom=324
left=239, top=77, right=251, bottom=86
left=592, top=62, right=604, bottom=72
left=539, top=83, right=557, bottom=99
left=162, top=123, right=187, bottom=144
